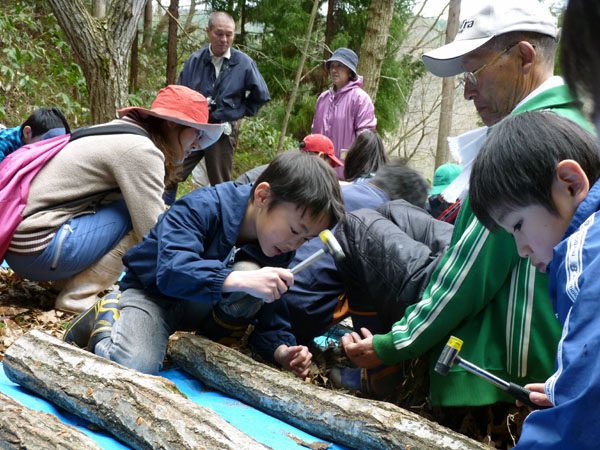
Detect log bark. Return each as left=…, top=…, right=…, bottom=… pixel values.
left=0, top=391, right=103, bottom=450
left=171, top=334, right=488, bottom=450
left=3, top=330, right=270, bottom=450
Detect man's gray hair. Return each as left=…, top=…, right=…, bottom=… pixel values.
left=208, top=11, right=235, bottom=30
left=485, top=31, right=557, bottom=70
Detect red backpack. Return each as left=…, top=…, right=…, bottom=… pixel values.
left=0, top=124, right=148, bottom=260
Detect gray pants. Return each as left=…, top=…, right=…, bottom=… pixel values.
left=94, top=288, right=213, bottom=375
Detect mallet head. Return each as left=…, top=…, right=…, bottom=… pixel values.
left=434, top=336, right=463, bottom=376
left=319, top=229, right=345, bottom=263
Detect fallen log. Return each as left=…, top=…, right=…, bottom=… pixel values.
left=3, top=330, right=270, bottom=450
left=0, top=391, right=103, bottom=450
left=171, top=334, right=488, bottom=450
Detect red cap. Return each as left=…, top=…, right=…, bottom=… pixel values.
left=301, top=134, right=344, bottom=167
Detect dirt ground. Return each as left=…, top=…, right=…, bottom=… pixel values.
left=0, top=267, right=528, bottom=448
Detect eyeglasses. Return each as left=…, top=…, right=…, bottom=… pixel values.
left=459, top=43, right=518, bottom=87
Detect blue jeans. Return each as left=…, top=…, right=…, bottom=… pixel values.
left=95, top=288, right=213, bottom=374
left=6, top=200, right=132, bottom=281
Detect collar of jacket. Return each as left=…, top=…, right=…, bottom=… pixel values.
left=201, top=45, right=241, bottom=68
left=512, top=84, right=579, bottom=117
left=330, top=75, right=364, bottom=96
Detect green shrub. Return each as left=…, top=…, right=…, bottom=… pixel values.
left=0, top=2, right=88, bottom=126
left=233, top=111, right=298, bottom=179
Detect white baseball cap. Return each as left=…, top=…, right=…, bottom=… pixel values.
left=422, top=0, right=558, bottom=78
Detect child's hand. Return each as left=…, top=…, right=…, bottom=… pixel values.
left=274, top=345, right=312, bottom=378
left=222, top=267, right=294, bottom=302
left=516, top=383, right=554, bottom=408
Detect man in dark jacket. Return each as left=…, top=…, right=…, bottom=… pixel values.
left=165, top=11, right=270, bottom=202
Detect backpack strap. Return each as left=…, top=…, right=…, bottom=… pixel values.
left=69, top=123, right=149, bottom=141
left=22, top=123, right=151, bottom=219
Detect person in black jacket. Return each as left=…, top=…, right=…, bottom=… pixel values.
left=164, top=11, right=270, bottom=203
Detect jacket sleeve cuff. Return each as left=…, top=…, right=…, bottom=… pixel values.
left=373, top=331, right=403, bottom=365
left=210, top=267, right=234, bottom=304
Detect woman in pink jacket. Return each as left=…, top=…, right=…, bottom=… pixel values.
left=312, top=47, right=377, bottom=180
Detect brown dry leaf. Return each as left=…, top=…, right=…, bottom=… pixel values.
left=1, top=318, right=24, bottom=339
left=36, top=310, right=61, bottom=325
left=0, top=306, right=29, bottom=318
left=0, top=320, right=25, bottom=356
left=287, top=434, right=332, bottom=450
left=136, top=416, right=144, bottom=426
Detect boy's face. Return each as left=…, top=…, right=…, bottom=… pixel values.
left=493, top=204, right=571, bottom=273
left=256, top=200, right=331, bottom=258
left=492, top=160, right=589, bottom=273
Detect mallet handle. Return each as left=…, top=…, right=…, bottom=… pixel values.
left=456, top=357, right=537, bottom=408
left=289, top=248, right=326, bottom=274
left=506, top=382, right=537, bottom=409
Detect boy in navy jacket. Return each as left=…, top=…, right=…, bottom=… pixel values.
left=65, top=152, right=344, bottom=377
left=469, top=111, right=600, bottom=449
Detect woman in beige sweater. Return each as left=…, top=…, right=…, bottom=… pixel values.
left=4, top=85, right=222, bottom=313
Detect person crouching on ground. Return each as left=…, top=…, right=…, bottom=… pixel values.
left=469, top=111, right=600, bottom=449
left=64, top=152, right=345, bottom=376
left=4, top=85, right=223, bottom=314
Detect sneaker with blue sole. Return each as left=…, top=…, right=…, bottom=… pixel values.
left=63, top=291, right=121, bottom=351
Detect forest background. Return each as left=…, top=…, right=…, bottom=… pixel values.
left=0, top=0, right=566, bottom=185
left=0, top=2, right=572, bottom=446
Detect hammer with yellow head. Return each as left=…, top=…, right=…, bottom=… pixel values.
left=435, top=336, right=537, bottom=408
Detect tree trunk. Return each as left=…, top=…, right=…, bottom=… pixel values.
left=153, top=2, right=170, bottom=42
left=277, top=0, right=320, bottom=152
left=239, top=0, right=247, bottom=47
left=47, top=0, right=146, bottom=123
left=0, top=391, right=103, bottom=450
left=320, top=0, right=336, bottom=92
left=324, top=0, right=335, bottom=60
left=166, top=0, right=179, bottom=85
left=92, top=0, right=106, bottom=19
left=142, top=0, right=153, bottom=50
left=356, top=0, right=395, bottom=103
left=183, top=0, right=197, bottom=34
left=434, top=0, right=461, bottom=169
left=170, top=334, right=488, bottom=450
left=130, top=28, right=139, bottom=93
left=3, top=330, right=270, bottom=450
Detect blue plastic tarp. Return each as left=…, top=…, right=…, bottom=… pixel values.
left=0, top=363, right=354, bottom=450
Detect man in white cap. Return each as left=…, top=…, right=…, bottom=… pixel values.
left=336, top=0, right=594, bottom=410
